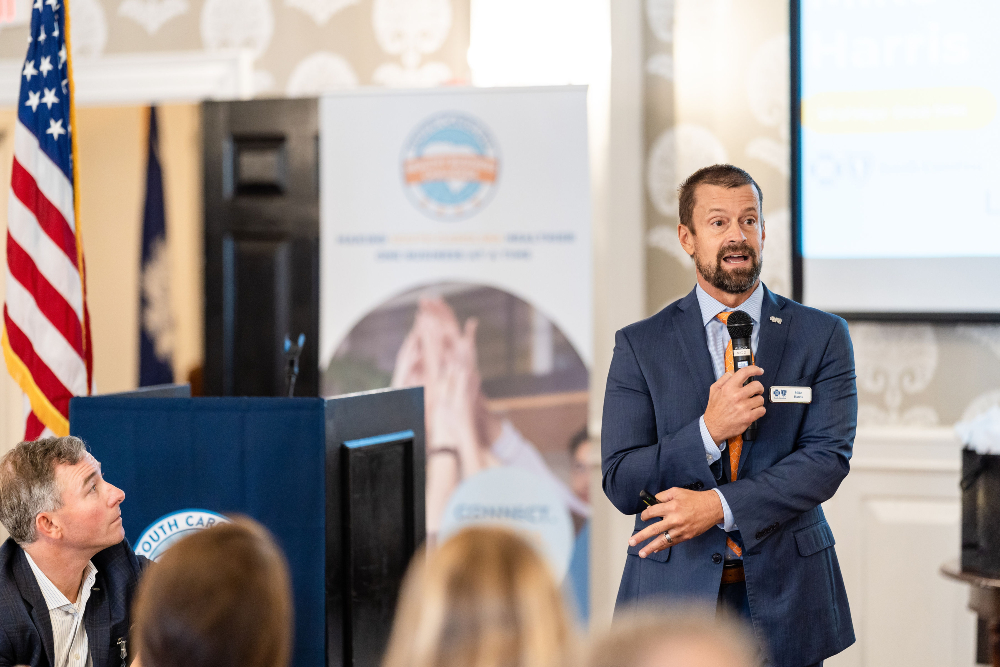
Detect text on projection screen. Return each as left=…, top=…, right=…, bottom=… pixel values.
left=800, top=0, right=1000, bottom=313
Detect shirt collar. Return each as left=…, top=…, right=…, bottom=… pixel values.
left=695, top=282, right=764, bottom=327
left=25, top=551, right=98, bottom=611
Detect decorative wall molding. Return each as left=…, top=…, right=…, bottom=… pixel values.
left=851, top=426, right=961, bottom=473
left=851, top=457, right=960, bottom=473
left=0, top=49, right=254, bottom=107
left=825, top=423, right=976, bottom=667
left=118, top=0, right=191, bottom=36
left=854, top=425, right=958, bottom=443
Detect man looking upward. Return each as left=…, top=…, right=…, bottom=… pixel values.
left=0, top=437, right=149, bottom=667
left=602, top=165, right=857, bottom=667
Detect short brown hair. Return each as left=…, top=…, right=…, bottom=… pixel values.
left=677, top=164, right=763, bottom=232
left=133, top=517, right=293, bottom=667
left=587, top=607, right=759, bottom=667
left=0, top=436, right=87, bottom=544
left=382, top=526, right=576, bottom=667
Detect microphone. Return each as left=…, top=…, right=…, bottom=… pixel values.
left=284, top=333, right=306, bottom=398
left=726, top=311, right=758, bottom=442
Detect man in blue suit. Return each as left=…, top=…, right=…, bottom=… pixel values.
left=602, top=165, right=856, bottom=667
left=0, top=436, right=150, bottom=667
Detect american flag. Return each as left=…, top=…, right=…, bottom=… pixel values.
left=3, top=0, right=93, bottom=439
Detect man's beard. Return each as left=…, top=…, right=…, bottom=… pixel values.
left=694, top=242, right=762, bottom=294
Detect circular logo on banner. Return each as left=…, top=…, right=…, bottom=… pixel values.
left=401, top=113, right=500, bottom=220
left=135, top=509, right=230, bottom=561
left=439, top=467, right=574, bottom=581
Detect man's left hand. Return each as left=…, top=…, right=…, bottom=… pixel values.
left=628, top=488, right=725, bottom=557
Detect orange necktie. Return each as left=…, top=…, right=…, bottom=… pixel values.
left=715, top=311, right=744, bottom=559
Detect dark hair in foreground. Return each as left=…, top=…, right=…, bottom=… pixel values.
left=133, top=517, right=293, bottom=667
left=382, top=526, right=576, bottom=667
left=0, top=436, right=87, bottom=544
left=677, top=164, right=763, bottom=233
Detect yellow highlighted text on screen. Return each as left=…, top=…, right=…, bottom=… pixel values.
left=802, top=87, right=996, bottom=133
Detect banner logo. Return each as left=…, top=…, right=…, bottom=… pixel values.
left=135, top=509, right=230, bottom=561
left=402, top=113, right=500, bottom=220
left=439, top=467, right=574, bottom=581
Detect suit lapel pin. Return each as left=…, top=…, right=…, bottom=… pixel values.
left=769, top=316, right=782, bottom=324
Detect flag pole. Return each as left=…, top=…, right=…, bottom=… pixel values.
left=60, top=0, right=93, bottom=395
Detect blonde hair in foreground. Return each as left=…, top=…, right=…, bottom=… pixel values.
left=587, top=608, right=758, bottom=667
left=382, top=526, right=576, bottom=667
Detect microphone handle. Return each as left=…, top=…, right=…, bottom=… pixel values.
left=731, top=336, right=758, bottom=441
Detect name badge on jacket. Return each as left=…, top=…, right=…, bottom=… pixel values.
left=769, top=386, right=812, bottom=403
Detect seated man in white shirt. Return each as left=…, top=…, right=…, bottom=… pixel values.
left=0, top=436, right=150, bottom=667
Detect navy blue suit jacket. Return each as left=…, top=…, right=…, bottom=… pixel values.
left=0, top=538, right=150, bottom=667
left=602, top=286, right=856, bottom=667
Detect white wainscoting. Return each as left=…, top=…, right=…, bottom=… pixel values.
left=589, top=427, right=981, bottom=665
left=0, top=50, right=254, bottom=108
left=825, top=427, right=979, bottom=667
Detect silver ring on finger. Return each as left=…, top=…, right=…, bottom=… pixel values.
left=662, top=531, right=673, bottom=544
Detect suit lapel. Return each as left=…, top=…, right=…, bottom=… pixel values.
left=738, top=285, right=791, bottom=475
left=673, top=288, right=715, bottom=409
left=85, top=571, right=110, bottom=667
left=13, top=547, right=55, bottom=667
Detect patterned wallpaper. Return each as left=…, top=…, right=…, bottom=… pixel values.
left=0, top=0, right=470, bottom=95
left=641, top=0, right=1000, bottom=428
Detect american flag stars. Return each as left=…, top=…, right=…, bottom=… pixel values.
left=45, top=118, right=65, bottom=139
left=41, top=88, right=59, bottom=109
left=20, top=0, right=71, bottom=151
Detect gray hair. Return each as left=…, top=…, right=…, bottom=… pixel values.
left=0, top=436, right=87, bottom=544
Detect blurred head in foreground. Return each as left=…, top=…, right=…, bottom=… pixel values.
left=383, top=526, right=575, bottom=667
left=587, top=608, right=757, bottom=667
left=133, top=517, right=293, bottom=667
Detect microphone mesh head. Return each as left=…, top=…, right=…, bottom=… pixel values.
left=726, top=310, right=753, bottom=340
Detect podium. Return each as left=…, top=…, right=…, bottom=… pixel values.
left=69, top=388, right=425, bottom=667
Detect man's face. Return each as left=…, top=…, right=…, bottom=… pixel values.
left=46, top=453, right=125, bottom=553
left=678, top=183, right=765, bottom=295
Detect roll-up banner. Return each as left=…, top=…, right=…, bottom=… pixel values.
left=319, top=87, right=592, bottom=619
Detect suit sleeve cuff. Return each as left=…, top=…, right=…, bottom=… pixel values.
left=699, top=415, right=725, bottom=463
left=712, top=488, right=738, bottom=531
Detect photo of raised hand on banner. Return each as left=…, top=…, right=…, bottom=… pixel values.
left=390, top=297, right=499, bottom=533
left=322, top=283, right=590, bottom=540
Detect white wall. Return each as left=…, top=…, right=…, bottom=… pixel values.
left=587, top=0, right=647, bottom=631
left=823, top=428, right=977, bottom=667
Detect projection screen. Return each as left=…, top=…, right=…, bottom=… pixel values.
left=794, top=0, right=1000, bottom=318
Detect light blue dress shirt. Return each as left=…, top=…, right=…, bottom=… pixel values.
left=694, top=282, right=763, bottom=533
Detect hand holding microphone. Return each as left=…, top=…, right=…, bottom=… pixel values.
left=725, top=310, right=759, bottom=441
left=703, top=364, right=766, bottom=444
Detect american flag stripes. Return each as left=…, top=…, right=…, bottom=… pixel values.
left=3, top=0, right=92, bottom=439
